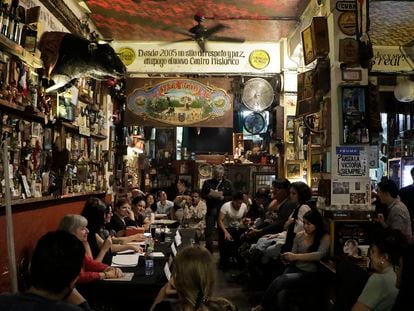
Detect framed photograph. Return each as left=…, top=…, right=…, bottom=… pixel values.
left=108, top=150, right=114, bottom=171
left=226, top=165, right=251, bottom=193
left=44, top=128, right=53, bottom=150
left=109, top=126, right=116, bottom=149
left=286, top=130, right=295, bottom=144
left=301, top=25, right=316, bottom=65
left=342, top=69, right=362, bottom=82
left=156, top=128, right=176, bottom=156
left=286, top=115, right=295, bottom=130
left=286, top=161, right=303, bottom=179
left=341, top=86, right=368, bottom=144
left=178, top=175, right=192, bottom=188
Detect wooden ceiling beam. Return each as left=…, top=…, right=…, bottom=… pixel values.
left=39, top=0, right=84, bottom=36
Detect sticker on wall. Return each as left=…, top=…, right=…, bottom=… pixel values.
left=116, top=47, right=136, bottom=66
left=249, top=50, right=270, bottom=70
left=338, top=12, right=356, bottom=36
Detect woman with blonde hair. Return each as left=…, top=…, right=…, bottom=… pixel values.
left=151, top=246, right=236, bottom=311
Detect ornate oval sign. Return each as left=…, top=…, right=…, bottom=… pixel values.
left=127, top=79, right=232, bottom=126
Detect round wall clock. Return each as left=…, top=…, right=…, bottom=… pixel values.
left=243, top=112, right=266, bottom=135
left=242, top=78, right=274, bottom=112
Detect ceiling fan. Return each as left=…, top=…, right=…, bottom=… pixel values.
left=165, top=13, right=245, bottom=52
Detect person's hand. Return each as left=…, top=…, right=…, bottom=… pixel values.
left=131, top=233, right=145, bottom=242
left=374, top=213, right=386, bottom=226
left=209, top=190, right=223, bottom=200
left=224, top=231, right=234, bottom=241
left=285, top=217, right=295, bottom=227
left=247, top=228, right=260, bottom=237
left=281, top=252, right=297, bottom=263
left=103, top=267, right=122, bottom=279
left=265, top=233, right=278, bottom=240
left=113, top=267, right=123, bottom=278
left=102, top=237, right=112, bottom=251
left=130, top=244, right=143, bottom=253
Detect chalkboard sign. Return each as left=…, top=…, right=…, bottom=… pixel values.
left=330, top=220, right=372, bottom=257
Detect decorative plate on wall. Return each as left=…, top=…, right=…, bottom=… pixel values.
left=243, top=112, right=266, bottom=135
left=199, top=163, right=212, bottom=177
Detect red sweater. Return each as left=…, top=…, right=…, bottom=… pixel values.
left=77, top=255, right=108, bottom=284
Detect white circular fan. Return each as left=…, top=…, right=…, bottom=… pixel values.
left=242, top=78, right=274, bottom=111
left=394, top=80, right=414, bottom=102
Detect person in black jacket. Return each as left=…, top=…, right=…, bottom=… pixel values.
left=201, top=165, right=234, bottom=253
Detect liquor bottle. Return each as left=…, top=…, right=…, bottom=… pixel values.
left=13, top=4, right=23, bottom=44
left=343, top=124, right=349, bottom=144
left=1, top=3, right=9, bottom=36
left=7, top=0, right=17, bottom=40
left=361, top=127, right=369, bottom=143
left=0, top=1, right=5, bottom=28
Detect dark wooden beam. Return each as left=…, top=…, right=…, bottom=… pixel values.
left=39, top=0, right=83, bottom=36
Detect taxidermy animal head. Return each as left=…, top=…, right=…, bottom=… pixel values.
left=39, top=32, right=126, bottom=93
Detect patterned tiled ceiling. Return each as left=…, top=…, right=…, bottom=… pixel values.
left=370, top=1, right=414, bottom=46
left=85, top=0, right=308, bottom=42
left=84, top=0, right=414, bottom=47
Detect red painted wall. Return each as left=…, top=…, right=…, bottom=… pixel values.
left=0, top=195, right=105, bottom=292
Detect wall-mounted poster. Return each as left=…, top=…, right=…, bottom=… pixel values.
left=126, top=78, right=233, bottom=127
left=286, top=161, right=303, bottom=179
left=341, top=87, right=369, bottom=145
left=301, top=25, right=316, bottom=65
left=336, top=146, right=368, bottom=177
left=331, top=177, right=371, bottom=209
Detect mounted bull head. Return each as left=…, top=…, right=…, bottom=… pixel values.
left=39, top=31, right=126, bottom=93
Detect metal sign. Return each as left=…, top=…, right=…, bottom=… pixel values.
left=336, top=1, right=357, bottom=12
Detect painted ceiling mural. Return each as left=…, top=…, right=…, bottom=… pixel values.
left=86, top=0, right=307, bottom=42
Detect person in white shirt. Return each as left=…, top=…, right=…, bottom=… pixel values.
left=218, top=191, right=249, bottom=270
left=156, top=191, right=174, bottom=216
left=183, top=190, right=207, bottom=241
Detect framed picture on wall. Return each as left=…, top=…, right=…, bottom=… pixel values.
left=301, top=25, right=316, bottom=65
left=44, top=128, right=53, bottom=150
left=286, top=161, right=303, bottom=179
left=286, top=115, right=295, bottom=130
left=178, top=175, right=192, bottom=188
left=156, top=128, right=176, bottom=157
left=341, top=86, right=368, bottom=144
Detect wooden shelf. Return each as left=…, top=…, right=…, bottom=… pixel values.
left=61, top=121, right=107, bottom=140
left=0, top=34, right=42, bottom=68
left=0, top=191, right=106, bottom=208
left=0, top=99, right=46, bottom=123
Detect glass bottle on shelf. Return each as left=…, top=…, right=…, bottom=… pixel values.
left=1, top=4, right=9, bottom=36
left=7, top=0, right=18, bottom=41
left=343, top=123, right=349, bottom=144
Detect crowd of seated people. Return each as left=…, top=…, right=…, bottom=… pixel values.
left=3, top=175, right=414, bottom=311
